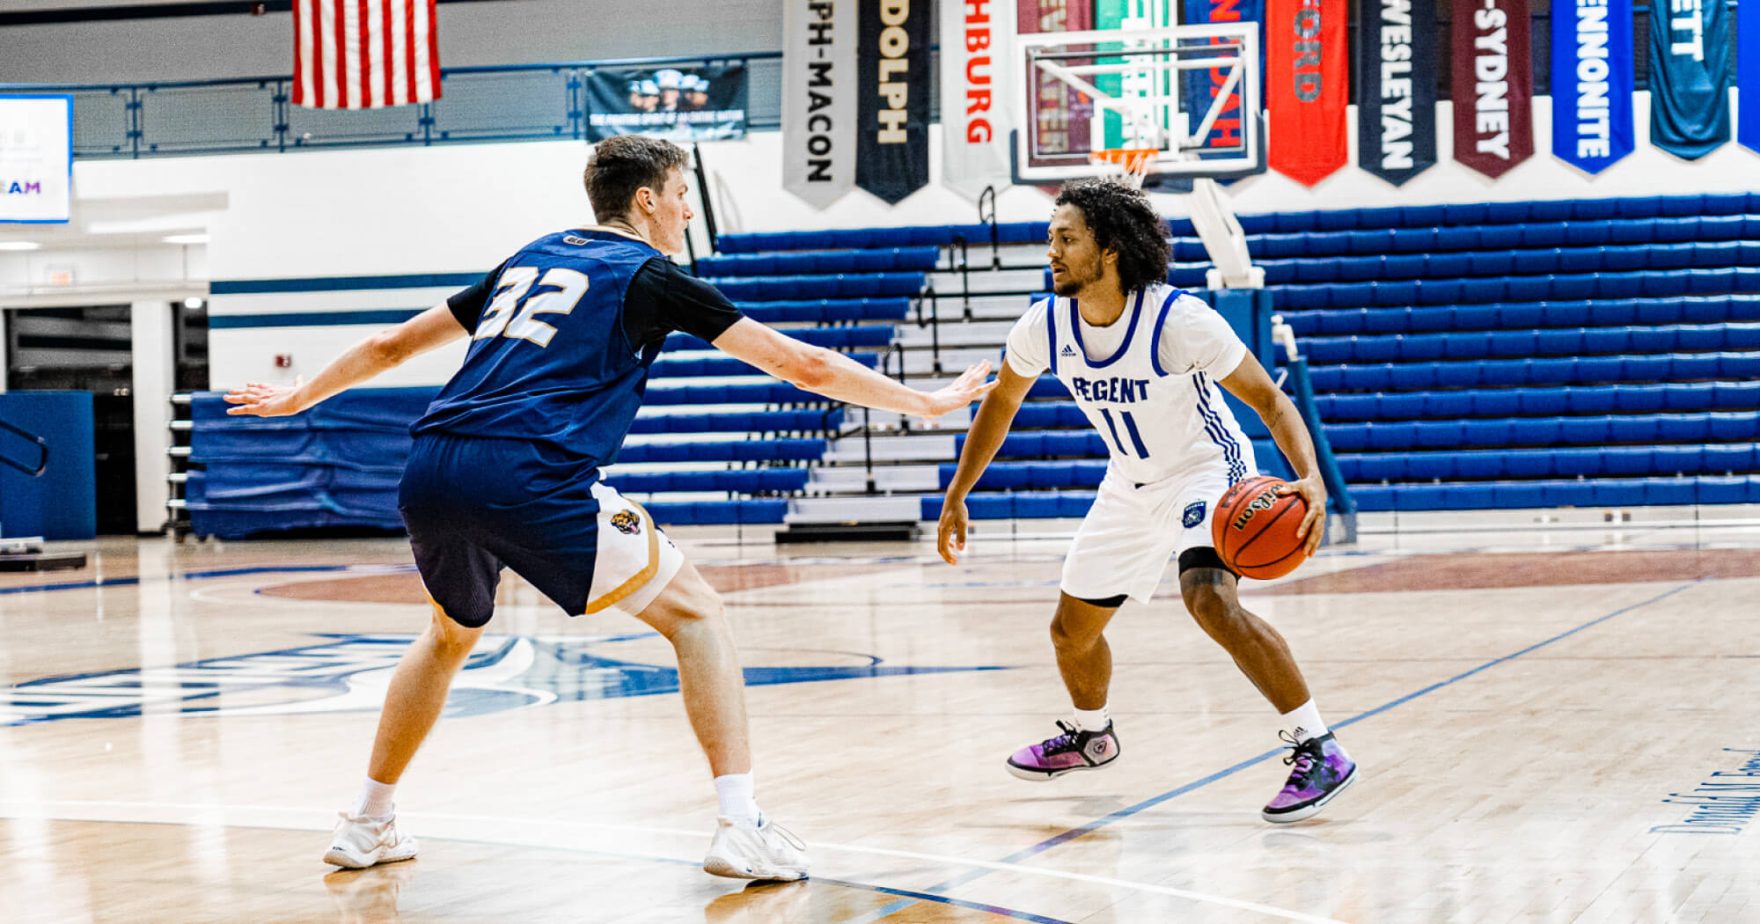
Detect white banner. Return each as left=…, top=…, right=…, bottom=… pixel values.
left=940, top=0, right=1016, bottom=200
left=0, top=95, right=72, bottom=224
left=783, top=0, right=857, bottom=208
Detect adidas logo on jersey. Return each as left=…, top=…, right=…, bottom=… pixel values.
left=1059, top=344, right=1077, bottom=357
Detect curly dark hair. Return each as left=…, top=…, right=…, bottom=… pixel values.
left=1054, top=179, right=1171, bottom=295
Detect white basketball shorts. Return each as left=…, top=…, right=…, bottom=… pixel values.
left=1059, top=465, right=1234, bottom=604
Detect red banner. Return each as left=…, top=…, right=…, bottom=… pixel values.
left=1265, top=0, right=1348, bottom=186
left=1451, top=0, right=1533, bottom=178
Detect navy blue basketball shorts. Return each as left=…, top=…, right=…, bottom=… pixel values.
left=398, top=433, right=683, bottom=628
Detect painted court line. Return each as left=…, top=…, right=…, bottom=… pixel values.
left=873, top=580, right=1700, bottom=917
left=0, top=800, right=1316, bottom=922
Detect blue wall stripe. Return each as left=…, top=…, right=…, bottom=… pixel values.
left=210, top=309, right=426, bottom=329
left=210, top=272, right=485, bottom=295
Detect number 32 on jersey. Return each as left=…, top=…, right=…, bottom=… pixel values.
left=474, top=266, right=589, bottom=347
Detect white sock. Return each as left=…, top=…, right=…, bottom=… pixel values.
left=1280, top=700, right=1328, bottom=743
left=352, top=777, right=397, bottom=819
left=1071, top=705, right=1111, bottom=733
left=714, top=772, right=761, bottom=827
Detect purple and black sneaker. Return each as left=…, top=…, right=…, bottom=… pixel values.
left=1261, top=731, right=1358, bottom=823
left=1006, top=720, right=1120, bottom=781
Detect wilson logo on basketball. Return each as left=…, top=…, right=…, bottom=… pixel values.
left=1230, top=489, right=1280, bottom=531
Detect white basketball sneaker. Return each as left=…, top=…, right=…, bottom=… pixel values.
left=701, top=815, right=808, bottom=881
left=323, top=811, right=420, bottom=869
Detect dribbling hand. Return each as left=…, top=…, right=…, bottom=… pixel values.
left=1277, top=475, right=1328, bottom=557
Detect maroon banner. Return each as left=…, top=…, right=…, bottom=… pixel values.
left=1265, top=0, right=1348, bottom=186
left=1451, top=0, right=1533, bottom=178
left=1017, top=0, right=1093, bottom=171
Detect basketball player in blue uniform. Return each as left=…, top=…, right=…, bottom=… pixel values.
left=226, top=135, right=995, bottom=879
left=935, top=178, right=1358, bottom=822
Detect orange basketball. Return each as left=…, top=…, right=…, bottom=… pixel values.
left=1211, top=476, right=1311, bottom=580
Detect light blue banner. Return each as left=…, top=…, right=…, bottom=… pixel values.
left=1648, top=0, right=1731, bottom=159
left=1740, top=0, right=1759, bottom=154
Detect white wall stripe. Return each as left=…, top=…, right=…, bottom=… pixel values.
left=366, top=0, right=386, bottom=108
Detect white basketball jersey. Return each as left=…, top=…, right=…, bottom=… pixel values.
left=1022, top=284, right=1257, bottom=487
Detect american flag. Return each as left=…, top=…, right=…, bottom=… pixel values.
left=291, top=0, right=441, bottom=110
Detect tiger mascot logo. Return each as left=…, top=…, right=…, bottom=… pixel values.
left=610, top=510, right=642, bottom=535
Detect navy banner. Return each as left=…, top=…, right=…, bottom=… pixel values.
left=856, top=0, right=931, bottom=204
left=1648, top=0, right=1730, bottom=159
left=583, top=64, right=748, bottom=142
left=1740, top=0, right=1760, bottom=154
left=1551, top=0, right=1634, bottom=173
left=1357, top=0, right=1437, bottom=185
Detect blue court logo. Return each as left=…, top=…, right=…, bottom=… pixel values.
left=1182, top=501, right=1207, bottom=528
left=0, top=633, right=1005, bottom=727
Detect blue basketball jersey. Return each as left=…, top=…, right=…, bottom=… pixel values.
left=411, top=230, right=663, bottom=470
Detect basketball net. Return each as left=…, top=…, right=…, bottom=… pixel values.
left=1088, top=147, right=1161, bottom=189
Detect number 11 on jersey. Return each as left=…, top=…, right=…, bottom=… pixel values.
left=1099, top=408, right=1151, bottom=459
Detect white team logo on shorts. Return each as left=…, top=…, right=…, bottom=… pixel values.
left=1182, top=501, right=1207, bottom=529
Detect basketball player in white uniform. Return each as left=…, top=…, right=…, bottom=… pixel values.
left=937, top=178, right=1358, bottom=822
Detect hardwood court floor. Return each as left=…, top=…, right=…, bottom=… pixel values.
left=4, top=512, right=1760, bottom=923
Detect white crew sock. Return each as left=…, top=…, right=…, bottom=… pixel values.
left=1071, top=705, right=1111, bottom=733
left=714, top=772, right=762, bottom=827
left=1280, top=700, right=1328, bottom=744
left=352, top=777, right=397, bottom=820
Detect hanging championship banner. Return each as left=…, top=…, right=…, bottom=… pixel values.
left=784, top=0, right=857, bottom=208
left=1551, top=0, right=1633, bottom=173
left=1649, top=0, right=1731, bottom=159
left=1357, top=0, right=1437, bottom=185
left=1018, top=0, right=1094, bottom=174
left=1743, top=0, right=1760, bottom=154
left=942, top=0, right=1017, bottom=200
left=1182, top=0, right=1263, bottom=156
left=856, top=0, right=931, bottom=204
left=1451, top=0, right=1533, bottom=178
left=1266, top=0, right=1349, bottom=186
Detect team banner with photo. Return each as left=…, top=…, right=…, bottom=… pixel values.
left=1266, top=0, right=1349, bottom=186
left=784, top=0, right=858, bottom=208
left=1550, top=0, right=1633, bottom=174
left=1018, top=0, right=1094, bottom=173
left=1357, top=0, right=1437, bottom=186
left=0, top=95, right=72, bottom=224
left=1451, top=0, right=1533, bottom=178
left=1649, top=0, right=1730, bottom=159
left=1743, top=0, right=1760, bottom=154
left=1182, top=0, right=1263, bottom=156
left=583, top=64, right=749, bottom=143
left=855, top=0, right=931, bottom=204
left=941, top=0, right=1016, bottom=200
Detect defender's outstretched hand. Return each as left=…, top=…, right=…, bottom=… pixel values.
left=916, top=361, right=997, bottom=427
left=224, top=377, right=308, bottom=417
